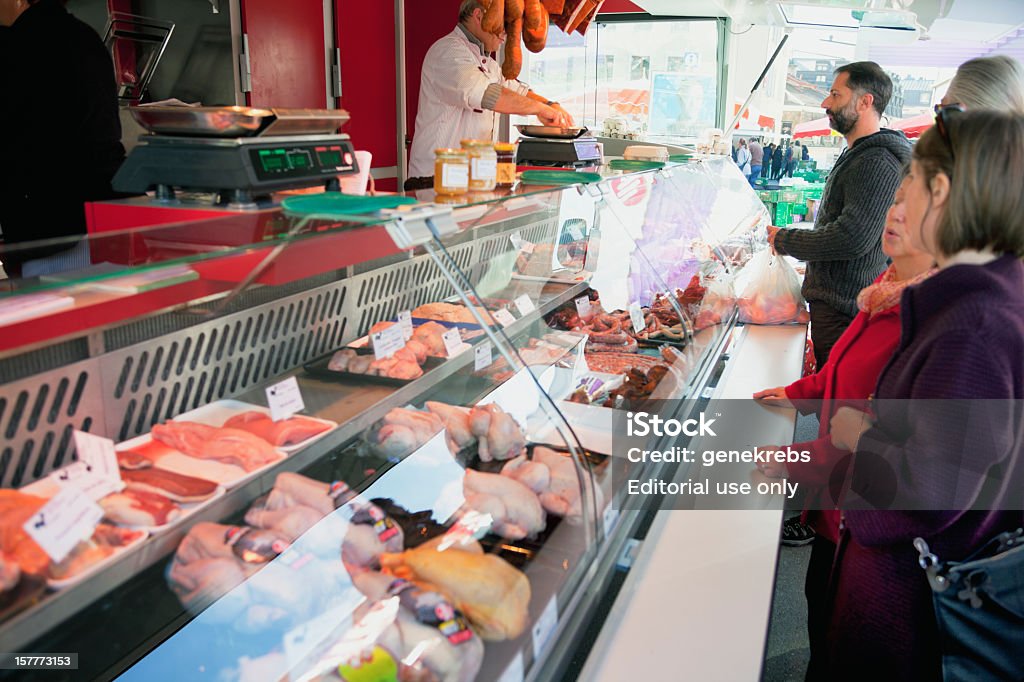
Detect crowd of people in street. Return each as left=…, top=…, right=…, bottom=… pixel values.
left=734, top=136, right=809, bottom=186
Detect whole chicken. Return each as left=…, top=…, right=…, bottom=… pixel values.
left=371, top=408, right=444, bottom=458
left=469, top=403, right=527, bottom=461
left=425, top=401, right=476, bottom=454
left=412, top=322, right=449, bottom=357
left=462, top=469, right=545, bottom=539
left=502, top=446, right=601, bottom=522
left=380, top=536, right=531, bottom=641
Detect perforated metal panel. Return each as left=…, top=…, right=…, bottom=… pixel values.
left=0, top=211, right=559, bottom=486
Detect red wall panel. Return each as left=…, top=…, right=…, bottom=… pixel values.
left=403, top=0, right=463, bottom=158
left=599, top=0, right=645, bottom=12
left=241, top=0, right=327, bottom=108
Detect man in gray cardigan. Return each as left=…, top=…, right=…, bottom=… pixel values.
left=768, top=62, right=911, bottom=367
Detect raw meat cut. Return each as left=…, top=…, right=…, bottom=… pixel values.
left=425, top=401, right=475, bottom=454
left=327, top=349, right=357, bottom=371
left=223, top=411, right=332, bottom=447
left=48, top=524, right=143, bottom=580
left=0, top=554, right=20, bottom=593
left=380, top=536, right=531, bottom=640
left=116, top=450, right=152, bottom=470
left=0, top=490, right=50, bottom=575
left=151, top=422, right=283, bottom=471
left=469, top=404, right=526, bottom=461
left=583, top=352, right=667, bottom=375
left=120, top=467, right=219, bottom=503
left=462, top=469, right=545, bottom=539
left=100, top=489, right=180, bottom=527
left=260, top=471, right=336, bottom=516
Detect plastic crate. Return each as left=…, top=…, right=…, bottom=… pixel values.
left=758, top=190, right=780, bottom=202
left=792, top=203, right=808, bottom=215
left=774, top=202, right=793, bottom=226
left=780, top=190, right=802, bottom=203
left=803, top=186, right=824, bottom=200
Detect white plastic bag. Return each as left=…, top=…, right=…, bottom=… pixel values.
left=737, top=250, right=809, bottom=325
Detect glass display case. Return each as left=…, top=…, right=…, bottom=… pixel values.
left=0, top=157, right=766, bottom=682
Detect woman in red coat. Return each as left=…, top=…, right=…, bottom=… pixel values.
left=752, top=183, right=936, bottom=680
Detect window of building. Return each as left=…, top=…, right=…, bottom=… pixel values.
left=631, top=56, right=651, bottom=81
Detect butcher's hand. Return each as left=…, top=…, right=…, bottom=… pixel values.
left=830, top=406, right=873, bottom=452
left=753, top=386, right=793, bottom=409
left=766, top=225, right=780, bottom=252
left=536, top=103, right=571, bottom=128
left=551, top=102, right=574, bottom=127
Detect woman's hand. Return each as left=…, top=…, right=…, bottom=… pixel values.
left=753, top=386, right=793, bottom=409
left=755, top=448, right=788, bottom=478
left=830, top=407, right=873, bottom=451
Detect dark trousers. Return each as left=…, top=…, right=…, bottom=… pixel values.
left=749, top=165, right=762, bottom=186
left=809, top=301, right=854, bottom=369
left=805, top=535, right=837, bottom=681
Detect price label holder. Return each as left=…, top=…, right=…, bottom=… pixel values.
left=629, top=302, right=646, bottom=333
left=574, top=296, right=593, bottom=319
left=381, top=204, right=458, bottom=249
left=442, top=328, right=467, bottom=358
left=603, top=502, right=620, bottom=538
left=474, top=342, right=493, bottom=371
left=514, top=295, right=535, bottom=316
left=397, top=311, right=414, bottom=340
left=266, top=376, right=305, bottom=422
left=493, top=309, right=517, bottom=328
left=372, top=323, right=407, bottom=360
left=24, top=487, right=103, bottom=563
left=532, top=596, right=559, bottom=658
left=567, top=222, right=584, bottom=241
left=496, top=652, right=525, bottom=682
left=72, top=430, right=121, bottom=482
left=52, top=461, right=124, bottom=502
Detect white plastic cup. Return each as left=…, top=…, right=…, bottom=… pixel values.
left=338, top=150, right=372, bottom=195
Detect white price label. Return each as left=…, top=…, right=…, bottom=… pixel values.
left=24, top=486, right=103, bottom=563
left=371, top=323, right=407, bottom=360
left=603, top=503, right=620, bottom=538
left=397, top=311, right=414, bottom=340
left=496, top=652, right=525, bottom=682
left=441, top=163, right=469, bottom=190
left=532, top=596, right=559, bottom=658
left=567, top=223, right=584, bottom=240
left=629, top=302, right=646, bottom=333
left=510, top=232, right=535, bottom=254
left=51, top=461, right=124, bottom=502
left=493, top=309, right=517, bottom=327
left=266, top=376, right=305, bottom=422
left=474, top=342, right=493, bottom=371
left=472, top=157, right=497, bottom=181
left=514, top=295, right=535, bottom=316
left=442, top=328, right=467, bottom=357
left=73, top=430, right=120, bottom=482
left=575, top=296, right=593, bottom=319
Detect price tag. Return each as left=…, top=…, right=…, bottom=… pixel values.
left=371, top=323, right=406, bottom=360
left=629, top=302, right=646, bottom=333
left=514, top=295, right=535, bottom=316
left=266, top=376, right=305, bottom=422
left=603, top=503, right=620, bottom=538
left=567, top=222, right=584, bottom=240
left=510, top=232, right=535, bottom=254
left=72, top=431, right=120, bottom=482
left=442, top=328, right=467, bottom=357
left=493, top=309, right=517, bottom=327
left=23, top=486, right=103, bottom=563
left=531, top=596, right=559, bottom=658
left=52, top=461, right=124, bottom=502
left=474, top=342, right=493, bottom=371
left=574, top=296, right=593, bottom=319
left=397, top=311, right=414, bottom=341
left=496, top=652, right=525, bottom=682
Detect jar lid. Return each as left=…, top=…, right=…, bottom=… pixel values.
left=462, top=139, right=492, bottom=148
left=435, top=148, right=466, bottom=156
left=494, top=142, right=516, bottom=152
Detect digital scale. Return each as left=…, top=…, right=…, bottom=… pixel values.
left=112, top=106, right=358, bottom=207
left=514, top=125, right=603, bottom=169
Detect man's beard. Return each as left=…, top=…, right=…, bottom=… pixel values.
left=827, top=101, right=859, bottom=135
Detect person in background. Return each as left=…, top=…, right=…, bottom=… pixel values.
left=768, top=62, right=910, bottom=368
left=825, top=108, right=1024, bottom=681
left=735, top=138, right=751, bottom=180
left=784, top=142, right=796, bottom=177
left=748, top=138, right=764, bottom=187
left=753, top=184, right=937, bottom=677
left=939, top=54, right=1024, bottom=113
left=802, top=142, right=811, bottom=162
left=0, top=0, right=125, bottom=278
left=405, top=0, right=572, bottom=190
left=770, top=142, right=784, bottom=180
left=762, top=143, right=775, bottom=179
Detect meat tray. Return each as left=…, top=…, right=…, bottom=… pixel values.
left=46, top=531, right=148, bottom=590
left=346, top=318, right=485, bottom=353
left=173, top=400, right=338, bottom=454
left=304, top=348, right=445, bottom=387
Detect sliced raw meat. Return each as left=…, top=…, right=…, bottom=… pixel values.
left=222, top=412, right=331, bottom=448
left=117, top=439, right=179, bottom=466
left=116, top=450, right=152, bottom=470
left=100, top=489, right=180, bottom=527
left=0, top=491, right=49, bottom=575
left=121, top=467, right=220, bottom=503
left=583, top=352, right=667, bottom=375
left=151, top=422, right=283, bottom=471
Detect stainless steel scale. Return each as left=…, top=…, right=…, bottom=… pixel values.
left=113, top=106, right=358, bottom=207
left=514, top=124, right=603, bottom=169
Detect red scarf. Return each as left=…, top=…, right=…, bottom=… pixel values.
left=857, top=264, right=937, bottom=316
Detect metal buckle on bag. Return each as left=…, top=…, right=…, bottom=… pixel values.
left=914, top=537, right=951, bottom=592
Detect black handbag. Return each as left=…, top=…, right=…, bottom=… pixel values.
left=914, top=529, right=1024, bottom=682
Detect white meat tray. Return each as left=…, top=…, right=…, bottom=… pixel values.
left=172, top=400, right=337, bottom=454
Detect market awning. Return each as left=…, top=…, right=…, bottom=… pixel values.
left=891, top=111, right=934, bottom=139
left=792, top=116, right=839, bottom=139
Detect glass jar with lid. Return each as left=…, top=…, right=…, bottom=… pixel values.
left=434, top=148, right=469, bottom=195
left=494, top=142, right=516, bottom=187
left=461, top=139, right=498, bottom=191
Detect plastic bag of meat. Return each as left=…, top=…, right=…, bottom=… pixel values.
left=736, top=250, right=809, bottom=325
left=692, top=274, right=736, bottom=331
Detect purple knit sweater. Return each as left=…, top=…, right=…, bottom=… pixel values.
left=826, top=255, right=1024, bottom=680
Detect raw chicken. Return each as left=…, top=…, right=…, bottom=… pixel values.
left=380, top=536, right=531, bottom=641
left=348, top=354, right=374, bottom=374
left=244, top=504, right=323, bottom=543
left=223, top=411, right=331, bottom=447
left=342, top=502, right=405, bottom=573
left=151, top=422, right=283, bottom=471
left=412, top=321, right=449, bottom=356
left=387, top=359, right=423, bottom=380
left=425, top=401, right=475, bottom=454
left=344, top=571, right=485, bottom=682
left=168, top=555, right=251, bottom=615
left=462, top=469, right=545, bottom=539
left=260, top=472, right=336, bottom=516
left=328, top=349, right=357, bottom=372
left=469, top=404, right=526, bottom=461
left=175, top=522, right=291, bottom=566
left=502, top=446, right=600, bottom=522
left=370, top=408, right=444, bottom=457
left=405, top=338, right=429, bottom=364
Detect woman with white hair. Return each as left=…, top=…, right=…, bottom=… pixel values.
left=937, top=54, right=1024, bottom=113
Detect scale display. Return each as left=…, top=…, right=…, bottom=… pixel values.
left=251, top=143, right=355, bottom=181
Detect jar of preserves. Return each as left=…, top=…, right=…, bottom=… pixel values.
left=462, top=140, right=498, bottom=191
left=434, top=148, right=469, bottom=195
left=494, top=142, right=516, bottom=187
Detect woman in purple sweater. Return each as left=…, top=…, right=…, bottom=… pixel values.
left=825, top=109, right=1024, bottom=679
